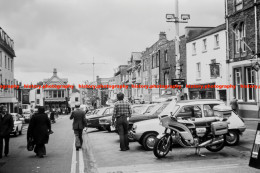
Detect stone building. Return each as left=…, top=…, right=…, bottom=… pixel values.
left=226, top=0, right=260, bottom=118
left=0, top=27, right=18, bottom=112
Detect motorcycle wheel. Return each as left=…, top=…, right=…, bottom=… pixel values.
left=153, top=135, right=171, bottom=158
left=206, top=135, right=225, bottom=152
left=225, top=130, right=239, bottom=146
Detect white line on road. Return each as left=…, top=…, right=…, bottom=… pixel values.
left=79, top=148, right=84, bottom=173
left=71, top=138, right=76, bottom=173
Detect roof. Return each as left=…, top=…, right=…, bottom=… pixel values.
left=187, top=24, right=226, bottom=43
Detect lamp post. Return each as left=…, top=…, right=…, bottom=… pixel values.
left=166, top=0, right=190, bottom=100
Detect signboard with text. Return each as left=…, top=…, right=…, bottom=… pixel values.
left=172, top=79, right=185, bottom=88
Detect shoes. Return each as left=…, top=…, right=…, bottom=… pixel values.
left=38, top=155, right=44, bottom=158
left=76, top=147, right=79, bottom=151
left=4, top=154, right=8, bottom=157
left=126, top=147, right=130, bottom=150
left=120, top=149, right=127, bottom=151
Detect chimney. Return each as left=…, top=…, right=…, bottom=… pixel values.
left=159, top=32, right=166, bottom=40
left=53, top=68, right=57, bottom=76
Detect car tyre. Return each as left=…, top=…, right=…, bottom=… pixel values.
left=19, top=126, right=23, bottom=135
left=106, top=126, right=111, bottom=132
left=142, top=132, right=158, bottom=151
left=225, top=130, right=239, bottom=146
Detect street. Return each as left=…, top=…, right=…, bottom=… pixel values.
left=0, top=116, right=259, bottom=173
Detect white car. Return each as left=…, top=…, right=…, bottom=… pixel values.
left=10, top=113, right=23, bottom=136
left=131, top=99, right=246, bottom=150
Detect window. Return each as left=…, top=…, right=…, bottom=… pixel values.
left=10, top=59, right=13, bottom=71
left=53, top=90, right=57, bottom=98
left=152, top=55, right=156, bottom=68
left=203, top=104, right=220, bottom=117
left=5, top=56, right=7, bottom=68
left=234, top=68, right=242, bottom=100
left=37, top=89, right=40, bottom=94
left=177, top=105, right=202, bottom=119
left=0, top=74, right=2, bottom=85
left=214, top=34, right=219, bottom=48
left=37, top=99, right=40, bottom=104
left=196, top=63, right=201, bottom=79
left=164, top=72, right=169, bottom=85
left=49, top=91, right=52, bottom=98
left=8, top=57, right=10, bottom=70
left=58, top=90, right=61, bottom=97
left=164, top=50, right=168, bottom=62
left=153, top=75, right=158, bottom=85
left=246, top=67, right=255, bottom=101
left=75, top=97, right=79, bottom=102
left=192, top=42, right=196, bottom=55
left=156, top=51, right=160, bottom=67
left=202, top=39, right=207, bottom=52
left=235, top=0, right=243, bottom=11
left=235, top=23, right=246, bottom=53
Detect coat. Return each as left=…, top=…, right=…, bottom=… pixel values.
left=27, top=113, right=51, bottom=145
left=0, top=113, right=14, bottom=137
left=70, top=109, right=86, bottom=130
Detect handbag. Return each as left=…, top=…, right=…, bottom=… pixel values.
left=27, top=138, right=35, bottom=151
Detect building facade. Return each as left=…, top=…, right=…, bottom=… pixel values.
left=187, top=24, right=227, bottom=102
left=0, top=27, right=17, bottom=112
left=226, top=0, right=260, bottom=118
left=43, top=68, right=70, bottom=113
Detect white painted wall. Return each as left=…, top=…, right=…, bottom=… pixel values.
left=186, top=29, right=227, bottom=99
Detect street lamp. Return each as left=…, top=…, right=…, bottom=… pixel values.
left=166, top=0, right=190, bottom=100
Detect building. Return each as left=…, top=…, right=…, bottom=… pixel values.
left=69, top=87, right=80, bottom=109
left=43, top=68, right=70, bottom=113
left=226, top=0, right=260, bottom=118
left=141, top=32, right=168, bottom=103
left=186, top=24, right=227, bottom=101
left=0, top=27, right=17, bottom=112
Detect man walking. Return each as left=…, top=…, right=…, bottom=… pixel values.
left=70, top=104, right=87, bottom=151
left=112, top=93, right=132, bottom=151
left=0, top=105, right=14, bottom=158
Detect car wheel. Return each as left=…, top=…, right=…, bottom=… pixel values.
left=106, top=126, right=111, bottom=132
left=97, top=127, right=103, bottom=131
left=226, top=130, right=240, bottom=146
left=142, top=133, right=158, bottom=151
left=14, top=128, right=19, bottom=137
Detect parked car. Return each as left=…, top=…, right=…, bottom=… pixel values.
left=10, top=113, right=23, bottom=136
left=99, top=104, right=155, bottom=132
left=86, top=107, right=114, bottom=130
left=131, top=99, right=231, bottom=150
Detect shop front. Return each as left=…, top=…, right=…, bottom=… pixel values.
left=188, top=83, right=215, bottom=100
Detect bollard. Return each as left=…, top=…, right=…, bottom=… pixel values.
left=249, top=122, right=260, bottom=169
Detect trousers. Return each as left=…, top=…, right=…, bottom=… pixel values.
left=34, top=144, right=46, bottom=156
left=74, top=129, right=83, bottom=148
left=0, top=135, right=10, bottom=157
left=116, top=116, right=129, bottom=150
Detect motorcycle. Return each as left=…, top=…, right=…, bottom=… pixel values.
left=153, top=115, right=229, bottom=158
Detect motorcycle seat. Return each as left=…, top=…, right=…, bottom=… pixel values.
left=192, top=117, right=218, bottom=127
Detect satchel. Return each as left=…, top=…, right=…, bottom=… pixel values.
left=27, top=138, right=35, bottom=151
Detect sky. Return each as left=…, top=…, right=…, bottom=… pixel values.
left=0, top=0, right=225, bottom=86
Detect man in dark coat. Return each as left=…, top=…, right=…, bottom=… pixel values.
left=70, top=104, right=87, bottom=151
left=112, top=93, right=132, bottom=151
left=27, top=106, right=51, bottom=158
left=0, top=105, right=14, bottom=158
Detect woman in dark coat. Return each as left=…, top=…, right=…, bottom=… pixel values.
left=27, top=106, right=51, bottom=158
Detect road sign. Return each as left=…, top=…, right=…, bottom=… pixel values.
left=249, top=123, right=260, bottom=169
left=172, top=79, right=185, bottom=88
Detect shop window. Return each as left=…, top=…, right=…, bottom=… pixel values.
left=58, top=90, right=61, bottom=97
left=234, top=68, right=242, bottom=100
left=246, top=67, right=255, bottom=101
left=37, top=99, right=40, bottom=104
left=53, top=90, right=57, bottom=98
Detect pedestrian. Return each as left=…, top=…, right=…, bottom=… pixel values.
left=27, top=106, right=52, bottom=158
left=0, top=105, right=14, bottom=158
left=230, top=97, right=239, bottom=114
left=70, top=104, right=87, bottom=151
left=112, top=92, right=132, bottom=151
left=50, top=110, right=55, bottom=123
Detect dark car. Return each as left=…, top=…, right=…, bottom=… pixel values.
left=99, top=104, right=155, bottom=132
left=86, top=107, right=114, bottom=130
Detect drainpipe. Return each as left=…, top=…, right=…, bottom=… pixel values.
left=225, top=0, right=231, bottom=105
left=255, top=0, right=259, bottom=118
